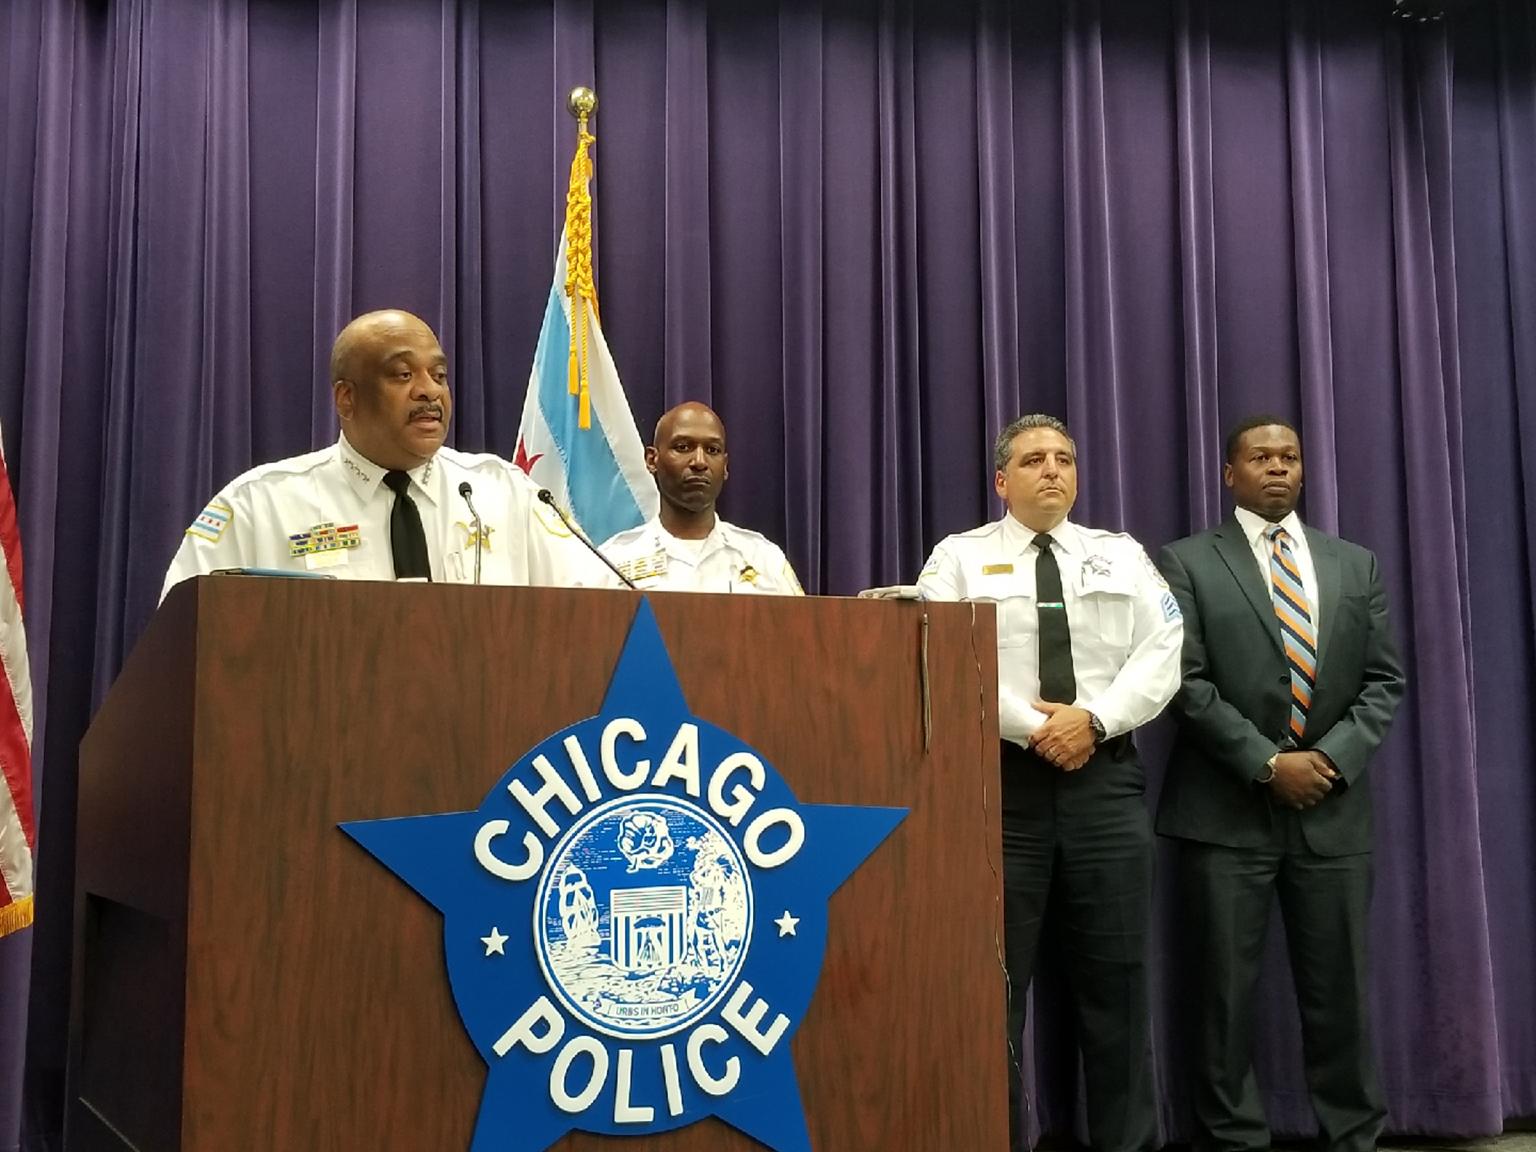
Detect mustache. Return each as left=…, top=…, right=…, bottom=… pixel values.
left=409, top=403, right=444, bottom=421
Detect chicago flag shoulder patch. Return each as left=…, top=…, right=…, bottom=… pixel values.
left=186, top=501, right=232, bottom=543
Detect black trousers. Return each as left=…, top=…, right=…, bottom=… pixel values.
left=1176, top=815, right=1382, bottom=1152
left=1001, top=739, right=1156, bottom=1152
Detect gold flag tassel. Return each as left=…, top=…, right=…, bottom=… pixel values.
left=564, top=88, right=600, bottom=430
left=0, top=893, right=34, bottom=937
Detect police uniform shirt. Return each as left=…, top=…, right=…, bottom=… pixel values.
left=917, top=514, right=1182, bottom=748
left=601, top=516, right=804, bottom=595
left=161, top=433, right=617, bottom=599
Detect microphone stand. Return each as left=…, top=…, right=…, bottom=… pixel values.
left=536, top=489, right=637, bottom=590
left=458, top=482, right=484, bottom=585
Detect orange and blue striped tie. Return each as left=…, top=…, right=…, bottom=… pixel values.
left=1267, top=526, right=1316, bottom=741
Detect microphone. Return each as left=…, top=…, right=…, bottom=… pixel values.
left=458, top=481, right=483, bottom=586
left=537, top=488, right=637, bottom=590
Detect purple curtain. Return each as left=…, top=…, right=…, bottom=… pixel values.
left=2, top=0, right=1534, bottom=1148
left=1456, top=0, right=1536, bottom=1126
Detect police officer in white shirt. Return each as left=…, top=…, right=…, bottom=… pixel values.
left=916, top=413, right=1182, bottom=1152
left=602, top=402, right=802, bottom=595
left=161, top=309, right=614, bottom=599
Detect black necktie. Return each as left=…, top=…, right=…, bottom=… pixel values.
left=383, top=470, right=430, bottom=580
left=1034, top=534, right=1076, bottom=704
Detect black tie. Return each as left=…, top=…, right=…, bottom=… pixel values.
left=384, top=470, right=431, bottom=580
left=1034, top=534, right=1076, bottom=704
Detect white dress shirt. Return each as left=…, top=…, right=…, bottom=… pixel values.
left=917, top=514, right=1182, bottom=747
left=161, top=433, right=617, bottom=599
left=601, top=516, right=804, bottom=595
left=1232, top=506, right=1320, bottom=633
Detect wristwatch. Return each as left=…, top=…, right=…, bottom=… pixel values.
left=1258, top=754, right=1278, bottom=785
left=1087, top=712, right=1107, bottom=744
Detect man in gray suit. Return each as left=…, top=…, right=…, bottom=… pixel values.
left=1157, top=416, right=1405, bottom=1152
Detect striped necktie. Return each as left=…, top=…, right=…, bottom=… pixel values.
left=1267, top=525, right=1316, bottom=741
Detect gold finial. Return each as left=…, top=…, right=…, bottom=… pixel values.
left=567, top=87, right=598, bottom=122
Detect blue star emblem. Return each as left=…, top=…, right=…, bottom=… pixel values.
left=341, top=598, right=906, bottom=1151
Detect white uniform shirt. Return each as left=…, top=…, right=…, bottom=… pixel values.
left=1232, top=506, right=1320, bottom=633
left=601, top=516, right=804, bottom=595
left=161, top=434, right=617, bottom=600
left=917, top=514, right=1182, bottom=747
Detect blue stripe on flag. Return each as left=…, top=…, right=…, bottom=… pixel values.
left=533, top=288, right=644, bottom=545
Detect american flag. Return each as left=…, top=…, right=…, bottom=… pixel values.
left=0, top=421, right=34, bottom=937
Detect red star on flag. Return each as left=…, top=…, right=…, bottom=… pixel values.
left=513, top=437, right=544, bottom=476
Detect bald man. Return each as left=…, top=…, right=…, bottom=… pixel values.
left=601, top=402, right=802, bottom=594
left=162, top=310, right=614, bottom=596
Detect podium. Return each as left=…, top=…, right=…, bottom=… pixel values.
left=68, top=578, right=1004, bottom=1150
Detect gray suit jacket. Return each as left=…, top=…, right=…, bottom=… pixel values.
left=1155, top=517, right=1405, bottom=855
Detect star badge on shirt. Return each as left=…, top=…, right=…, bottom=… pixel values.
left=458, top=521, right=495, bottom=552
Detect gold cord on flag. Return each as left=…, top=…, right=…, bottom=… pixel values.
left=0, top=893, right=32, bottom=936
left=564, top=89, right=600, bottom=430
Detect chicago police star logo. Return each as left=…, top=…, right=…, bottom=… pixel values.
left=341, top=599, right=906, bottom=1151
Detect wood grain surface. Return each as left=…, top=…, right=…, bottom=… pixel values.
left=72, top=579, right=1004, bottom=1151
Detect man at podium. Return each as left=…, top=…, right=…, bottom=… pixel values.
left=601, top=401, right=803, bottom=594
left=161, top=309, right=617, bottom=597
left=917, top=413, right=1182, bottom=1152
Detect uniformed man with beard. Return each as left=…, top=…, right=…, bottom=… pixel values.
left=602, top=401, right=801, bottom=595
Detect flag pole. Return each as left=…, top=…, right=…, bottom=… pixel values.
left=567, top=84, right=597, bottom=121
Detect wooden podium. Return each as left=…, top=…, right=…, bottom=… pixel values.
left=68, top=578, right=1003, bottom=1151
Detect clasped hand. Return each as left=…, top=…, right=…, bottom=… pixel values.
left=1269, top=750, right=1338, bottom=810
left=1029, top=701, right=1096, bottom=771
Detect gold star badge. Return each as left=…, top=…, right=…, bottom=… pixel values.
left=459, top=521, right=495, bottom=552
